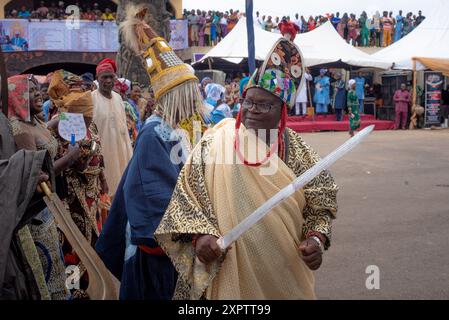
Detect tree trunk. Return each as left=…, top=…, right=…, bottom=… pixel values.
left=116, top=0, right=171, bottom=87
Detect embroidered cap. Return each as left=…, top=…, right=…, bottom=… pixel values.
left=120, top=4, right=202, bottom=127
left=245, top=38, right=305, bottom=108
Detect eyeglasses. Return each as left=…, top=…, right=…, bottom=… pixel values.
left=242, top=99, right=279, bottom=113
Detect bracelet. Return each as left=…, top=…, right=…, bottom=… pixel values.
left=309, top=236, right=324, bottom=253
left=306, top=230, right=327, bottom=245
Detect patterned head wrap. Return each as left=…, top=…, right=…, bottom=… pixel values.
left=7, top=74, right=33, bottom=122
left=245, top=38, right=305, bottom=109
left=48, top=70, right=94, bottom=118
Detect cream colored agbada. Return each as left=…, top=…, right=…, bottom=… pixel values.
left=155, top=119, right=338, bottom=300
left=92, top=90, right=133, bottom=197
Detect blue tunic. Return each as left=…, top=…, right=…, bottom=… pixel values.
left=395, top=15, right=404, bottom=42
left=333, top=80, right=346, bottom=109
left=313, top=76, right=330, bottom=105
left=95, top=115, right=184, bottom=299
left=355, top=77, right=366, bottom=100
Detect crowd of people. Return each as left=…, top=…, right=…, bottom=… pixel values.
left=184, top=8, right=425, bottom=48
left=42, top=71, right=155, bottom=147
left=256, top=10, right=426, bottom=47
left=0, top=58, right=159, bottom=299
left=3, top=3, right=448, bottom=302
left=183, top=9, right=244, bottom=46
left=199, top=68, right=371, bottom=135
left=213, top=66, right=419, bottom=133
left=330, top=10, right=425, bottom=47
left=292, top=69, right=372, bottom=118
left=291, top=68, right=416, bottom=131
left=5, top=1, right=117, bottom=21
left=1, top=8, right=340, bottom=300
left=4, top=4, right=426, bottom=49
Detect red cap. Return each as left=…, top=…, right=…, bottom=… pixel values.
left=96, top=58, right=117, bottom=76
left=278, top=21, right=300, bottom=41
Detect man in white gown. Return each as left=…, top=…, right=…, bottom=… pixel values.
left=294, top=70, right=313, bottom=116
left=92, top=58, right=133, bottom=197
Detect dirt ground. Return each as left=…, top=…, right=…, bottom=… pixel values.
left=298, top=129, right=449, bottom=299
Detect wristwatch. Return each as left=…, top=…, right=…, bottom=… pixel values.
left=309, top=236, right=324, bottom=253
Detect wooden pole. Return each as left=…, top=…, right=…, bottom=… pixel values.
left=307, top=73, right=314, bottom=120
left=412, top=58, right=417, bottom=106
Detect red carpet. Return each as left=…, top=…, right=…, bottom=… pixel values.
left=287, top=114, right=395, bottom=133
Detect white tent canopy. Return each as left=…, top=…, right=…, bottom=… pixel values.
left=295, top=21, right=390, bottom=68
left=194, top=18, right=280, bottom=65
left=372, top=0, right=449, bottom=70
left=194, top=18, right=391, bottom=69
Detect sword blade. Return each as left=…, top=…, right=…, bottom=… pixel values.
left=217, top=125, right=375, bottom=250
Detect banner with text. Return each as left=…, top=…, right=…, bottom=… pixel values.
left=28, top=20, right=119, bottom=52
left=424, top=71, right=443, bottom=126
left=1, top=19, right=189, bottom=52
left=0, top=19, right=119, bottom=52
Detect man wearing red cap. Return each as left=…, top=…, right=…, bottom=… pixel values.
left=92, top=58, right=133, bottom=198
left=278, top=18, right=300, bottom=41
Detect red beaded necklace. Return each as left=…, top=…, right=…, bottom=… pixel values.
left=234, top=104, right=287, bottom=167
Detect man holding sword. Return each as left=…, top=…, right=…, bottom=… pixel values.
left=155, top=38, right=339, bottom=299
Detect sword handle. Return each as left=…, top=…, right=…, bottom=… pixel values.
left=40, top=182, right=119, bottom=299
left=40, top=182, right=52, bottom=197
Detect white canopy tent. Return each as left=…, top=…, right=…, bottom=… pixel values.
left=372, top=0, right=449, bottom=71
left=194, top=18, right=391, bottom=69
left=372, top=0, right=449, bottom=123
left=294, top=21, right=390, bottom=68
left=193, top=18, right=280, bottom=65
